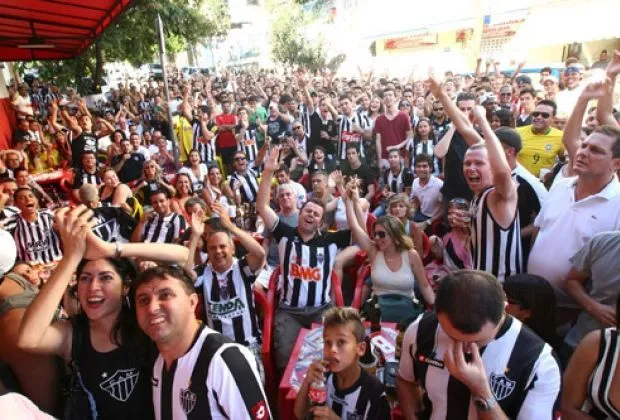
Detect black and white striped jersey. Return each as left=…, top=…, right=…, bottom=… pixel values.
left=325, top=369, right=390, bottom=420
left=272, top=218, right=351, bottom=308
left=471, top=187, right=522, bottom=282
left=229, top=170, right=259, bottom=204
left=91, top=206, right=137, bottom=243
left=71, top=167, right=101, bottom=190
left=5, top=210, right=63, bottom=264
left=235, top=124, right=259, bottom=163
left=399, top=313, right=561, bottom=420
left=142, top=212, right=186, bottom=244
left=585, top=328, right=620, bottom=418
left=382, top=166, right=414, bottom=194
left=298, top=103, right=313, bottom=139
left=193, top=120, right=217, bottom=163
left=406, top=139, right=441, bottom=174
left=337, top=112, right=371, bottom=160
left=152, top=325, right=272, bottom=420
left=0, top=206, right=20, bottom=230
left=195, top=257, right=261, bottom=346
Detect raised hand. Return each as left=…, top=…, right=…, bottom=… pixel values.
left=210, top=202, right=233, bottom=229
left=54, top=205, right=94, bottom=260
left=580, top=79, right=612, bottom=100
left=190, top=208, right=205, bottom=237
left=606, top=50, right=620, bottom=76
left=471, top=105, right=488, bottom=124
left=427, top=70, right=443, bottom=97
left=264, top=145, right=280, bottom=172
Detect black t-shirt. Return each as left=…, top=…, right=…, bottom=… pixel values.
left=266, top=116, right=289, bottom=143
left=342, top=163, right=375, bottom=197
left=515, top=175, right=543, bottom=268
left=309, top=112, right=338, bottom=156
left=91, top=206, right=137, bottom=243
left=440, top=131, right=473, bottom=201
left=71, top=132, right=99, bottom=169
left=111, top=153, right=145, bottom=183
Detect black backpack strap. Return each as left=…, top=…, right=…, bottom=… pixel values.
left=187, top=328, right=234, bottom=419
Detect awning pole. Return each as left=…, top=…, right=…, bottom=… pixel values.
left=156, top=13, right=180, bottom=168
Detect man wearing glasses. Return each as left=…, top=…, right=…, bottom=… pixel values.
left=430, top=100, right=451, bottom=140
left=516, top=100, right=564, bottom=178
left=229, top=151, right=260, bottom=205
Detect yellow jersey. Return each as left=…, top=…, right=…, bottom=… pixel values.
left=173, top=115, right=195, bottom=162
left=516, top=125, right=564, bottom=177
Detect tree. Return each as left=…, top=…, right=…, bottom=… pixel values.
left=268, top=0, right=344, bottom=73
left=17, top=0, right=229, bottom=93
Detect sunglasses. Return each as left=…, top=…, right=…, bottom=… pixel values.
left=500, top=92, right=512, bottom=96
left=531, top=111, right=551, bottom=119
left=374, top=231, right=388, bottom=239
left=234, top=156, right=247, bottom=161
left=433, top=107, right=444, bottom=111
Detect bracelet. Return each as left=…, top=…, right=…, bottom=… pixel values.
left=115, top=242, right=123, bottom=258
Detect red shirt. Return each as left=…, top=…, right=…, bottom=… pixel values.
left=215, top=113, right=237, bottom=148
left=373, top=112, right=411, bottom=159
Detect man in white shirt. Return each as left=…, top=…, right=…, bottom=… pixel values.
left=528, top=91, right=620, bottom=323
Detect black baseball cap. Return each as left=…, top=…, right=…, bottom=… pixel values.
left=495, top=127, right=522, bottom=152
left=516, top=75, right=532, bottom=85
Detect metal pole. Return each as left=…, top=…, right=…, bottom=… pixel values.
left=156, top=13, right=180, bottom=167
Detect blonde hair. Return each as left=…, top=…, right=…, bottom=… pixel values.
left=375, top=215, right=414, bottom=252
left=387, top=193, right=413, bottom=219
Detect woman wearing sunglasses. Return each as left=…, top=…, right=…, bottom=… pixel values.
left=344, top=180, right=434, bottom=323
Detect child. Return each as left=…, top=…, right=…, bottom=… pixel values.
left=294, top=307, right=390, bottom=419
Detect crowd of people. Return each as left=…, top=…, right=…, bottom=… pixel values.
left=0, top=49, right=619, bottom=419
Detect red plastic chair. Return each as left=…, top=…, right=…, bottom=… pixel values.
left=352, top=263, right=370, bottom=310
left=365, top=212, right=377, bottom=238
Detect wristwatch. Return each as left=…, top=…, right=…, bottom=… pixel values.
left=473, top=394, right=497, bottom=411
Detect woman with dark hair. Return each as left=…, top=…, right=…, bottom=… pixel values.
left=307, top=146, right=336, bottom=175
left=17, top=206, right=189, bottom=420
left=503, top=274, right=559, bottom=348
left=345, top=181, right=434, bottom=323
left=106, top=130, right=126, bottom=165
left=562, top=293, right=620, bottom=419
left=170, top=172, right=195, bottom=221
left=202, top=164, right=235, bottom=213
left=487, top=108, right=515, bottom=129
left=178, top=149, right=209, bottom=193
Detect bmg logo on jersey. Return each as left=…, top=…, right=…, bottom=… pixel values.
left=290, top=263, right=321, bottom=281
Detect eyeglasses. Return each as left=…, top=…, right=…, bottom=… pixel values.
left=500, top=92, right=512, bottom=96
left=433, top=107, right=444, bottom=111
left=234, top=156, right=247, bottom=161
left=531, top=111, right=551, bottom=119
left=374, top=231, right=387, bottom=239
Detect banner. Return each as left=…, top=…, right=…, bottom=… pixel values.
left=384, top=33, right=438, bottom=51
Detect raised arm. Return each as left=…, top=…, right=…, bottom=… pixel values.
left=563, top=80, right=610, bottom=174
left=428, top=72, right=482, bottom=146
left=212, top=202, right=265, bottom=271
left=17, top=207, right=92, bottom=359
left=256, top=146, right=280, bottom=230
left=561, top=330, right=600, bottom=420
left=472, top=106, right=516, bottom=202
left=344, top=184, right=373, bottom=254
left=433, top=124, right=456, bottom=159
left=597, top=51, right=620, bottom=127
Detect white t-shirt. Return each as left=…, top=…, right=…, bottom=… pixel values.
left=529, top=177, right=620, bottom=307
left=411, top=176, right=443, bottom=218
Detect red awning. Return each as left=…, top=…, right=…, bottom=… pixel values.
left=0, top=0, right=134, bottom=61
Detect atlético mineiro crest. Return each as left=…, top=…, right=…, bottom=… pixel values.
left=180, top=387, right=197, bottom=414
left=99, top=368, right=139, bottom=402
left=489, top=373, right=516, bottom=400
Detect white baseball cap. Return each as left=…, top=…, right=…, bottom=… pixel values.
left=0, top=230, right=17, bottom=276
